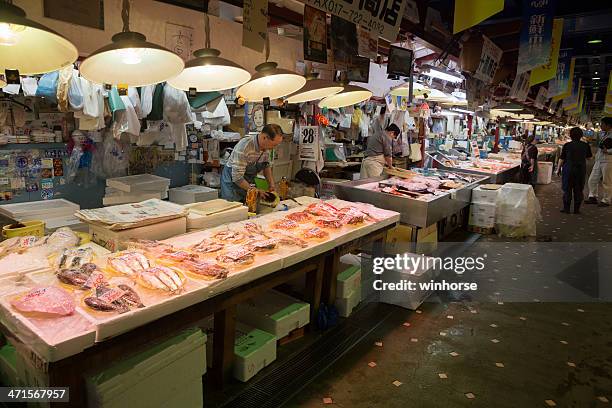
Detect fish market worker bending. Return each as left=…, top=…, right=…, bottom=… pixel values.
left=360, top=123, right=400, bottom=179
left=221, top=124, right=284, bottom=203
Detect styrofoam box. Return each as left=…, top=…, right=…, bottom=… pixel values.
left=169, top=185, right=218, bottom=204
left=379, top=253, right=440, bottom=311
left=89, top=217, right=187, bottom=252
left=186, top=206, right=248, bottom=231
left=337, top=264, right=361, bottom=298
left=469, top=202, right=496, bottom=217
left=44, top=215, right=88, bottom=233
left=469, top=213, right=496, bottom=228
left=204, top=319, right=277, bottom=382
left=335, top=285, right=361, bottom=318
left=106, top=174, right=170, bottom=193
left=471, top=185, right=501, bottom=205
left=237, top=290, right=310, bottom=339
left=0, top=199, right=79, bottom=220
left=86, top=329, right=206, bottom=408
left=537, top=161, right=553, bottom=184
left=103, top=192, right=166, bottom=206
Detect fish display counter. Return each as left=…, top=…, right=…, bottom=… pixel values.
left=333, top=169, right=489, bottom=228
left=426, top=151, right=520, bottom=183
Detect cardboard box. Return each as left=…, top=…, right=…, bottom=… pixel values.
left=337, top=265, right=361, bottom=298
left=471, top=185, right=501, bottom=205
left=90, top=217, right=187, bottom=252
left=387, top=224, right=438, bottom=253
left=204, top=320, right=277, bottom=382
left=169, top=185, right=218, bottom=204
left=106, top=174, right=170, bottom=193
left=335, top=285, right=361, bottom=317
left=237, top=290, right=310, bottom=339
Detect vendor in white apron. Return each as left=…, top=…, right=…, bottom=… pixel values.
left=360, top=123, right=400, bottom=179
left=220, top=124, right=284, bottom=203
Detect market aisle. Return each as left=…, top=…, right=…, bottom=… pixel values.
left=285, top=168, right=612, bottom=407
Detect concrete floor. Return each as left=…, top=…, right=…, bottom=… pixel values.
left=286, top=169, right=612, bottom=407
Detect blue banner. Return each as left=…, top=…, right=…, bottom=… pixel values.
left=517, top=0, right=556, bottom=74
left=548, top=50, right=572, bottom=98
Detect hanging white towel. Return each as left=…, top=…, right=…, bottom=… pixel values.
left=21, top=77, right=38, bottom=96
left=140, top=85, right=155, bottom=117
left=128, top=87, right=143, bottom=119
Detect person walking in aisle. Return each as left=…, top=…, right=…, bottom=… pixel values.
left=585, top=116, right=612, bottom=207
left=520, top=135, right=538, bottom=186
left=557, top=127, right=592, bottom=214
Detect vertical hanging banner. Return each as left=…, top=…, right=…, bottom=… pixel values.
left=453, top=0, right=504, bottom=34
left=529, top=18, right=563, bottom=86
left=473, top=35, right=503, bottom=84
left=547, top=50, right=571, bottom=98
left=563, top=78, right=581, bottom=110
left=551, top=57, right=575, bottom=101
left=510, top=71, right=530, bottom=102
left=242, top=0, right=268, bottom=52
left=517, top=0, right=556, bottom=75
left=303, top=6, right=328, bottom=63
left=302, top=0, right=407, bottom=42
left=534, top=86, right=548, bottom=109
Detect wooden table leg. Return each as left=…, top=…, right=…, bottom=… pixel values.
left=305, top=256, right=324, bottom=326
left=212, top=305, right=236, bottom=388
left=321, top=250, right=341, bottom=305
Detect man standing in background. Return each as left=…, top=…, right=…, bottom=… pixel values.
left=585, top=117, right=612, bottom=207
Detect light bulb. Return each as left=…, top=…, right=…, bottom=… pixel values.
left=119, top=48, right=145, bottom=65
left=0, top=23, right=25, bottom=47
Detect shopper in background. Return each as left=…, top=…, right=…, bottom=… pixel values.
left=220, top=124, right=283, bottom=203
left=585, top=116, right=612, bottom=207
left=557, top=127, right=592, bottom=214
left=360, top=123, right=400, bottom=179
left=520, top=135, right=538, bottom=186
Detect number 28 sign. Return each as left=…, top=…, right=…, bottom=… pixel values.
left=299, top=126, right=320, bottom=162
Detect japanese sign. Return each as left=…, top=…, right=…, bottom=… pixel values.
left=510, top=71, right=530, bottom=102
left=563, top=78, right=581, bottom=110
left=358, top=26, right=378, bottom=59
left=165, top=23, right=194, bottom=62
left=473, top=35, right=503, bottom=84
left=453, top=0, right=503, bottom=34
left=533, top=86, right=548, bottom=109
left=299, top=126, right=320, bottom=161
left=303, top=0, right=408, bottom=42
left=304, top=6, right=328, bottom=63
left=517, top=0, right=556, bottom=75
left=529, top=18, right=563, bottom=86
left=243, top=0, right=269, bottom=52
left=547, top=50, right=572, bottom=98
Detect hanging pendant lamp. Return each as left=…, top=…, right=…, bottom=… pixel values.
left=318, top=84, right=372, bottom=109
left=80, top=0, right=184, bottom=86
left=285, top=78, right=344, bottom=104
left=0, top=2, right=78, bottom=75
left=236, top=25, right=305, bottom=101
left=168, top=12, right=250, bottom=91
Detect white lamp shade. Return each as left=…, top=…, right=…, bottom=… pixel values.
left=80, top=32, right=184, bottom=86
left=389, top=82, right=426, bottom=96
left=167, top=48, right=251, bottom=92
left=0, top=76, right=6, bottom=87
left=285, top=79, right=344, bottom=103
left=237, top=62, right=306, bottom=101
left=0, top=3, right=78, bottom=75
left=318, top=85, right=372, bottom=109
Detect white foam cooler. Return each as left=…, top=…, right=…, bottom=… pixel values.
left=169, top=185, right=218, bottom=204
left=236, top=290, right=310, bottom=339
left=335, top=285, right=361, bottom=317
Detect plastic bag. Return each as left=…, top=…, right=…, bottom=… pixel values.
left=495, top=183, right=542, bottom=238
left=68, top=69, right=84, bottom=110
left=35, top=71, right=59, bottom=103
left=64, top=145, right=83, bottom=183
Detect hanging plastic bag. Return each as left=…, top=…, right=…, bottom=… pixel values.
left=64, top=145, right=83, bottom=184
left=35, top=71, right=59, bottom=103
left=68, top=69, right=84, bottom=111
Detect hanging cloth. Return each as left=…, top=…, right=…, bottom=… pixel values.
left=56, top=65, right=73, bottom=112
left=147, top=82, right=165, bottom=121
left=139, top=85, right=155, bottom=118
left=21, top=77, right=38, bottom=96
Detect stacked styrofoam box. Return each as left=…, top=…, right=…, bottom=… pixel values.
left=469, top=186, right=501, bottom=228
left=203, top=318, right=277, bottom=382
left=184, top=199, right=248, bottom=231
left=537, top=161, right=553, bottom=184
left=335, top=264, right=362, bottom=317
left=379, top=253, right=440, bottom=310
left=0, top=199, right=86, bottom=233
left=237, top=290, right=310, bottom=339
left=103, top=174, right=170, bottom=206
left=169, top=185, right=218, bottom=204
left=85, top=328, right=206, bottom=408
left=90, top=217, right=187, bottom=252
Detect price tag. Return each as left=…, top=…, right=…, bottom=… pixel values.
left=98, top=287, right=126, bottom=304
left=83, top=272, right=106, bottom=289
left=298, top=126, right=319, bottom=162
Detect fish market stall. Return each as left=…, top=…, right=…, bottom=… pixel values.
left=0, top=199, right=399, bottom=407
left=333, top=169, right=488, bottom=230
left=426, top=151, right=520, bottom=184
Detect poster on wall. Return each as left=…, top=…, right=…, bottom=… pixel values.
left=517, top=0, right=556, bottom=74
left=547, top=50, right=572, bottom=98
left=298, top=126, right=320, bottom=162
left=245, top=103, right=266, bottom=133
left=165, top=23, right=194, bottom=62
left=357, top=27, right=378, bottom=60
left=473, top=35, right=503, bottom=84
left=529, top=18, right=563, bottom=86
left=242, top=0, right=269, bottom=52
left=303, top=0, right=407, bottom=42
left=510, top=71, right=530, bottom=102
left=331, top=16, right=358, bottom=65
left=347, top=56, right=370, bottom=83
left=303, top=6, right=328, bottom=63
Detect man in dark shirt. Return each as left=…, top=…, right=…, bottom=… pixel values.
left=520, top=135, right=538, bottom=186
left=557, top=127, right=593, bottom=214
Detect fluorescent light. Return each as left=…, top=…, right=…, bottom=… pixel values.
left=588, top=39, right=602, bottom=44
left=593, top=77, right=601, bottom=80
left=0, top=2, right=78, bottom=75
left=423, top=66, right=464, bottom=83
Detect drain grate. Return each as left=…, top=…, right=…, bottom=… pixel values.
left=218, top=306, right=394, bottom=408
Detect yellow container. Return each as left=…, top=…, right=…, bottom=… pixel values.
left=2, top=220, right=46, bottom=239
